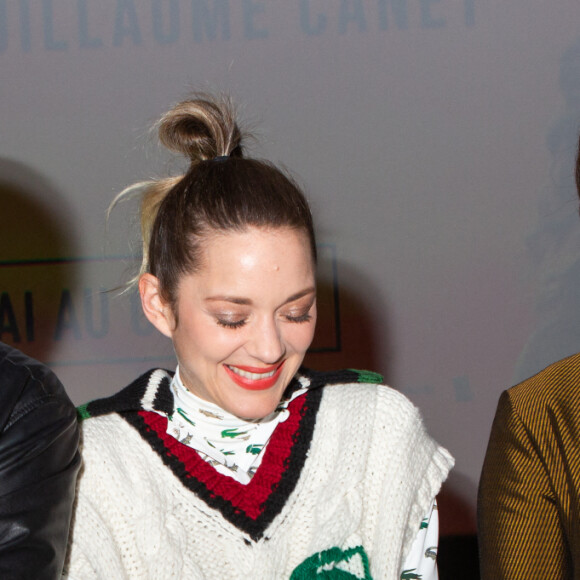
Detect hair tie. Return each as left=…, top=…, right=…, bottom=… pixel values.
left=213, top=155, right=229, bottom=162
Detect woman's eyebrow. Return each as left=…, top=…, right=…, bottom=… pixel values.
left=205, top=296, right=252, bottom=305
left=282, top=287, right=316, bottom=305
left=204, top=287, right=316, bottom=307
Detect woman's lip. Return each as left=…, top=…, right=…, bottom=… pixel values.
left=224, top=362, right=285, bottom=391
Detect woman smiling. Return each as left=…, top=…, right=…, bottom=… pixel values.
left=64, top=94, right=453, bottom=579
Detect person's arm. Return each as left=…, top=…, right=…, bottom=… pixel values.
left=478, top=391, right=569, bottom=579
left=0, top=345, right=80, bottom=580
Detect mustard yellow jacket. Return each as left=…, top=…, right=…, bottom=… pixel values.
left=478, top=352, right=580, bottom=579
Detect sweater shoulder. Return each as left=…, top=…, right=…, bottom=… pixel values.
left=77, top=368, right=174, bottom=421
left=79, top=412, right=135, bottom=450
left=78, top=412, right=157, bottom=487
left=300, top=367, right=383, bottom=387
left=305, top=367, right=423, bottom=426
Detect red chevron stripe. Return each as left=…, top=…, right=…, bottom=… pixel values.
left=139, top=393, right=306, bottom=520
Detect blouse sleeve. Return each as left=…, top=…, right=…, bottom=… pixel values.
left=399, top=500, right=439, bottom=580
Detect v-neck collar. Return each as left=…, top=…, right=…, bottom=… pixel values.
left=78, top=367, right=381, bottom=541
left=122, top=385, right=323, bottom=541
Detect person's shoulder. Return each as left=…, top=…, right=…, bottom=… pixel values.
left=77, top=367, right=174, bottom=422
left=304, top=368, right=452, bottom=470
left=302, top=367, right=384, bottom=388
left=76, top=370, right=171, bottom=457
left=0, top=342, right=65, bottom=396
left=302, top=367, right=417, bottom=414
left=506, top=351, right=580, bottom=417
left=0, top=342, right=74, bottom=431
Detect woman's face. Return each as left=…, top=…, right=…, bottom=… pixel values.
left=140, top=226, right=317, bottom=420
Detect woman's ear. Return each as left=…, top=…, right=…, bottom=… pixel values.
left=139, top=273, right=175, bottom=338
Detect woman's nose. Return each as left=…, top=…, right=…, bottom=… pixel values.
left=247, top=316, right=286, bottom=363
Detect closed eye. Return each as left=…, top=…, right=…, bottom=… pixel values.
left=216, top=318, right=247, bottom=329
left=285, top=312, right=313, bottom=324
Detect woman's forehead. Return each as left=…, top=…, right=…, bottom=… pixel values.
left=200, top=226, right=312, bottom=264
left=180, top=226, right=316, bottom=292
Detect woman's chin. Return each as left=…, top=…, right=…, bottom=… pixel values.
left=228, top=398, right=281, bottom=422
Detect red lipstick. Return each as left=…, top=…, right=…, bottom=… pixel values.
left=224, top=362, right=285, bottom=391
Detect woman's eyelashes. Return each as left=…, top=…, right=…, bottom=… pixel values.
left=215, top=316, right=247, bottom=329
left=285, top=311, right=312, bottom=323
left=213, top=304, right=314, bottom=329
left=285, top=300, right=316, bottom=323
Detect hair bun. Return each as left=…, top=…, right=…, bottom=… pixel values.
left=157, top=94, right=242, bottom=163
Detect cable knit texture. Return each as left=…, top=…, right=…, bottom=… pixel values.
left=65, top=368, right=453, bottom=579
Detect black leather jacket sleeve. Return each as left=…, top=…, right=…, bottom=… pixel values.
left=0, top=343, right=81, bottom=580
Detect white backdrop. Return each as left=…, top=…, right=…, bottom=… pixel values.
left=2, top=0, right=580, bottom=535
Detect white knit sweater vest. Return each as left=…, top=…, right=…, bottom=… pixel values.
left=66, top=369, right=453, bottom=579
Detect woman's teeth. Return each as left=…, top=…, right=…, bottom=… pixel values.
left=227, top=366, right=276, bottom=380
